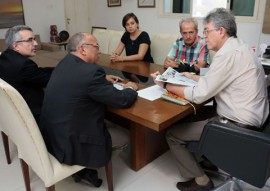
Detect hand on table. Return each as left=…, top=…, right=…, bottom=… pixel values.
left=123, top=81, right=138, bottom=91
left=110, top=53, right=123, bottom=62
left=106, top=75, right=123, bottom=83
left=164, top=57, right=179, bottom=69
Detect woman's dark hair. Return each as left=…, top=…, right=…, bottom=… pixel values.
left=122, top=12, right=139, bottom=29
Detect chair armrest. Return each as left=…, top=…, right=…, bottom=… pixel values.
left=201, top=121, right=270, bottom=146
left=40, top=42, right=60, bottom=52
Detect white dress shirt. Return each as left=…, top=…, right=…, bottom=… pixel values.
left=184, top=37, right=269, bottom=127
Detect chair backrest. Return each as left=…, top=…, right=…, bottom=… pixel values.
left=107, top=30, right=125, bottom=56
left=0, top=78, right=54, bottom=183
left=91, top=26, right=107, bottom=34
left=199, top=121, right=270, bottom=188
left=151, top=33, right=179, bottom=65
left=92, top=28, right=110, bottom=54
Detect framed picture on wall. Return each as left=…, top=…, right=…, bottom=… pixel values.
left=107, top=0, right=121, bottom=7
left=138, top=0, right=155, bottom=8
left=0, top=0, right=25, bottom=29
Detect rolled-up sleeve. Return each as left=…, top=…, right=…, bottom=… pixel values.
left=183, top=49, right=235, bottom=104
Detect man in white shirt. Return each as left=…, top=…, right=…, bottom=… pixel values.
left=151, top=8, right=269, bottom=191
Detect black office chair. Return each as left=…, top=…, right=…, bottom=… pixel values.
left=187, top=120, right=270, bottom=190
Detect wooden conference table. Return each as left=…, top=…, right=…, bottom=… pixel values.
left=36, top=52, right=203, bottom=171
left=97, top=54, right=204, bottom=171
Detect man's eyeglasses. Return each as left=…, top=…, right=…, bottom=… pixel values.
left=82, top=43, right=100, bottom=50
left=203, top=28, right=220, bottom=35
left=15, top=37, right=36, bottom=44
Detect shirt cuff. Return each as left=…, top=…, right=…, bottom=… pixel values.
left=126, top=86, right=134, bottom=90
left=184, top=87, right=194, bottom=101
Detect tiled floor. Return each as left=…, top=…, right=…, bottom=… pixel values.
left=1, top=135, right=270, bottom=191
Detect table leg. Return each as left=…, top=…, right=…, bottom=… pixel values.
left=105, top=112, right=169, bottom=171
left=130, top=123, right=168, bottom=171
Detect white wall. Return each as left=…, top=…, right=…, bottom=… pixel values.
left=0, top=0, right=66, bottom=42
left=0, top=0, right=269, bottom=50
left=89, top=0, right=270, bottom=51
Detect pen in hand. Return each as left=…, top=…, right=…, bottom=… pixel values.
left=176, top=59, right=186, bottom=65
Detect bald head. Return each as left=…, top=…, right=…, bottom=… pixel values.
left=67, top=32, right=100, bottom=64
left=67, top=32, right=96, bottom=53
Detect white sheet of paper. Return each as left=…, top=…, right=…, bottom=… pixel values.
left=261, top=60, right=270, bottom=66
left=138, top=85, right=166, bottom=101
left=259, top=58, right=270, bottom=66
left=113, top=83, right=124, bottom=90
left=204, top=100, right=213, bottom=106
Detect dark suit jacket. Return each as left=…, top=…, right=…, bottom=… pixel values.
left=40, top=54, right=138, bottom=167
left=0, top=49, right=53, bottom=118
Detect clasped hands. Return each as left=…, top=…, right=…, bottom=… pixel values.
left=106, top=75, right=138, bottom=90
left=110, top=53, right=123, bottom=62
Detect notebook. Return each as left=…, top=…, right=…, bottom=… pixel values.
left=161, top=92, right=189, bottom=105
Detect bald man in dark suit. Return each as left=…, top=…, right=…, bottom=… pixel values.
left=40, top=32, right=138, bottom=187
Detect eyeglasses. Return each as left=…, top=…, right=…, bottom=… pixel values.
left=82, top=43, right=100, bottom=50
left=15, top=37, right=36, bottom=44
left=203, top=28, right=220, bottom=35
left=181, top=31, right=195, bottom=36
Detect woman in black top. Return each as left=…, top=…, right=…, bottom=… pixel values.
left=110, top=12, right=154, bottom=63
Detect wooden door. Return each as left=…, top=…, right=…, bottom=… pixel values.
left=263, top=0, right=270, bottom=34
left=64, top=0, right=91, bottom=36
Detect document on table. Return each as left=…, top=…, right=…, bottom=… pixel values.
left=138, top=85, right=166, bottom=101
left=259, top=57, right=270, bottom=66
left=155, top=67, right=197, bottom=87
left=113, top=82, right=124, bottom=90
left=261, top=60, right=270, bottom=66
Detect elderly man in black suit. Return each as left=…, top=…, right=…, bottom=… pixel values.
left=40, top=32, right=138, bottom=187
left=0, top=25, right=53, bottom=123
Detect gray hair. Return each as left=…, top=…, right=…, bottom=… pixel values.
left=5, top=25, right=33, bottom=49
left=66, top=32, right=85, bottom=52
left=204, top=8, right=237, bottom=38
left=179, top=17, right=198, bottom=31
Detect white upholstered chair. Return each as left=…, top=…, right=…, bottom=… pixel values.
left=92, top=29, right=126, bottom=56
left=92, top=28, right=110, bottom=54
left=1, top=128, right=11, bottom=164
left=151, top=33, right=179, bottom=65
left=91, top=26, right=107, bottom=34
left=107, top=30, right=125, bottom=56
left=0, top=78, right=113, bottom=191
